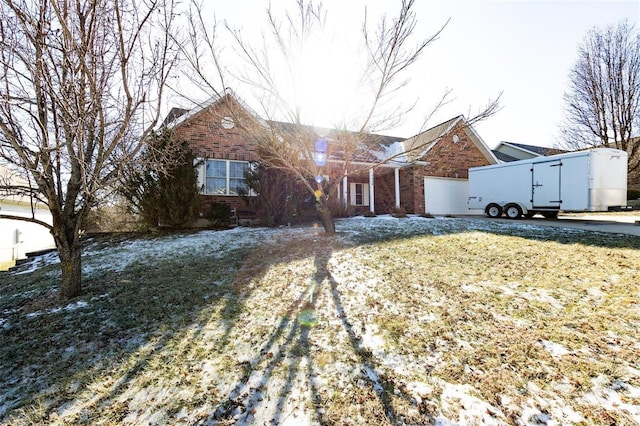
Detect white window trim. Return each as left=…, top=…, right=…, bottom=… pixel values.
left=198, top=158, right=253, bottom=196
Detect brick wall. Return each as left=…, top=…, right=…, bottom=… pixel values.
left=420, top=124, right=491, bottom=179
left=173, top=99, right=496, bottom=220
left=398, top=123, right=493, bottom=214
left=173, top=96, right=260, bottom=163
left=172, top=95, right=260, bottom=221
left=373, top=170, right=397, bottom=213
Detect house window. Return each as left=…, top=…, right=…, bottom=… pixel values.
left=350, top=182, right=369, bottom=206
left=355, top=183, right=364, bottom=205
left=204, top=160, right=250, bottom=195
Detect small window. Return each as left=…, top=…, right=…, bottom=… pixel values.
left=350, top=182, right=369, bottom=206
left=221, top=116, right=235, bottom=129
left=355, top=183, right=364, bottom=205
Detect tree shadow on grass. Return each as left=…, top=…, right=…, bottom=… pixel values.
left=202, top=233, right=429, bottom=425
left=0, top=240, right=263, bottom=422
left=2, top=217, right=638, bottom=423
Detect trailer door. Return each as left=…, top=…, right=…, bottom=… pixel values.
left=532, top=160, right=562, bottom=208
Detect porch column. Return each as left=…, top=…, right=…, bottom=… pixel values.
left=342, top=176, right=348, bottom=207
left=369, top=168, right=375, bottom=213
left=394, top=168, right=400, bottom=208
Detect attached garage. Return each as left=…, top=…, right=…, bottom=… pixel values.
left=423, top=177, right=483, bottom=215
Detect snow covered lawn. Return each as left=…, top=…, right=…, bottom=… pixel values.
left=0, top=216, right=639, bottom=425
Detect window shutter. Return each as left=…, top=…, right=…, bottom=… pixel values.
left=350, top=183, right=357, bottom=205
left=363, top=184, right=370, bottom=206
left=195, top=158, right=205, bottom=193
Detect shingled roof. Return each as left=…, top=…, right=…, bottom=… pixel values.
left=164, top=92, right=497, bottom=167
left=266, top=120, right=407, bottom=165
left=496, top=141, right=567, bottom=160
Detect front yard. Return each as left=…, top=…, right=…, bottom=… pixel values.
left=0, top=216, right=638, bottom=425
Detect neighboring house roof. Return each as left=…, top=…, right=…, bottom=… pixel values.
left=494, top=141, right=567, bottom=162
left=492, top=150, right=520, bottom=162
left=162, top=107, right=189, bottom=126
left=0, top=165, right=45, bottom=208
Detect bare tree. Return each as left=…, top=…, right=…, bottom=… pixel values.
left=562, top=20, right=640, bottom=174
left=0, top=0, right=179, bottom=298
left=179, top=0, right=500, bottom=233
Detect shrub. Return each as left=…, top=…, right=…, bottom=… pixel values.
left=627, top=189, right=640, bottom=200
left=118, top=129, right=199, bottom=229
left=362, top=210, right=377, bottom=218
left=205, top=202, right=232, bottom=229
left=390, top=206, right=408, bottom=218
left=242, top=162, right=311, bottom=227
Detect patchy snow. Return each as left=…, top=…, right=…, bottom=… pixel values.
left=80, top=226, right=311, bottom=278
left=539, top=340, right=571, bottom=358
left=437, top=380, right=509, bottom=425
left=25, top=300, right=89, bottom=318
left=370, top=140, right=408, bottom=166
left=581, top=376, right=640, bottom=423
left=520, top=288, right=564, bottom=310
left=2, top=215, right=639, bottom=425
left=12, top=250, right=60, bottom=274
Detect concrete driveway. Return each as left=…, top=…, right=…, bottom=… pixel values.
left=479, top=213, right=640, bottom=236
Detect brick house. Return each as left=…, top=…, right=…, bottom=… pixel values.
left=166, top=91, right=498, bottom=222
left=168, top=94, right=261, bottom=221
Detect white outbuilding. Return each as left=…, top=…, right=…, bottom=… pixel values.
left=0, top=166, right=55, bottom=270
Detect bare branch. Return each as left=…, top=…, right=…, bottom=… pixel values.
left=0, top=0, right=179, bottom=297
left=561, top=20, right=640, bottom=173
left=179, top=0, right=500, bottom=233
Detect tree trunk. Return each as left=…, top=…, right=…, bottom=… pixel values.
left=317, top=201, right=336, bottom=234
left=54, top=233, right=83, bottom=299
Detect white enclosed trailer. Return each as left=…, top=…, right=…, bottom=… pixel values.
left=468, top=148, right=628, bottom=219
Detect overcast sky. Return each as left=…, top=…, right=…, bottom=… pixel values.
left=182, top=0, right=639, bottom=149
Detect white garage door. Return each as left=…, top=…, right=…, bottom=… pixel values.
left=423, top=177, right=482, bottom=215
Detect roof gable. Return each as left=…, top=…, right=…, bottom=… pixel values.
left=402, top=116, right=497, bottom=165
left=165, top=89, right=266, bottom=131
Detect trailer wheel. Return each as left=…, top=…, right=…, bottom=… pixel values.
left=486, top=204, right=502, bottom=218
left=505, top=204, right=523, bottom=219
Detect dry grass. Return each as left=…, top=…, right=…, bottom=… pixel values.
left=0, top=217, right=638, bottom=425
